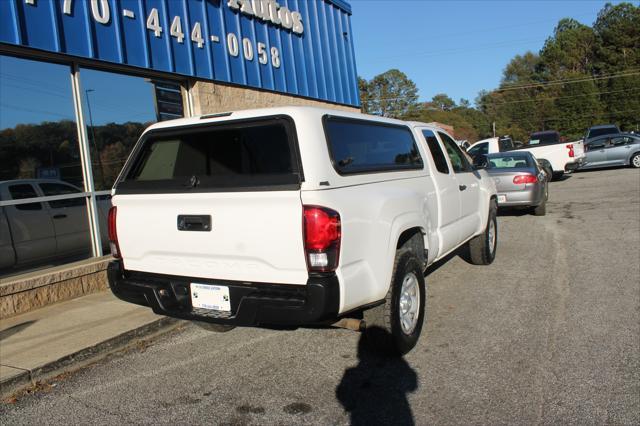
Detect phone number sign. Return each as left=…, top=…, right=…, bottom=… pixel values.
left=0, top=0, right=359, bottom=107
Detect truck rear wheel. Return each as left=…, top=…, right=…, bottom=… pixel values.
left=363, top=250, right=426, bottom=355
left=468, top=200, right=497, bottom=265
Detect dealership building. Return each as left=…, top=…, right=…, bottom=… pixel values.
left=0, top=0, right=359, bottom=316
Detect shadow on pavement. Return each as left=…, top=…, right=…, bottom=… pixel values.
left=497, top=207, right=534, bottom=217
left=0, top=320, right=37, bottom=341
left=336, top=327, right=418, bottom=426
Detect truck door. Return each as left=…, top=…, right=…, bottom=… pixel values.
left=437, top=132, right=483, bottom=242
left=2, top=183, right=56, bottom=264
left=420, top=129, right=461, bottom=255
left=37, top=182, right=92, bottom=258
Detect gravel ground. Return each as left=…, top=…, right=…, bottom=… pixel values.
left=2, top=167, right=639, bottom=425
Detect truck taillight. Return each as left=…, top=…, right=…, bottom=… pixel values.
left=108, top=206, right=121, bottom=259
left=566, top=144, right=575, bottom=158
left=513, top=174, right=537, bottom=184
left=303, top=206, right=340, bottom=273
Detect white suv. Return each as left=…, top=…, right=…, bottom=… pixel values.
left=107, top=106, right=498, bottom=354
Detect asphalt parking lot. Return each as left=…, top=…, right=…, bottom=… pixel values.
left=2, top=167, right=639, bottom=425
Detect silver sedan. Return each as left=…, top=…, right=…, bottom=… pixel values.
left=580, top=134, right=640, bottom=170
left=484, top=152, right=549, bottom=216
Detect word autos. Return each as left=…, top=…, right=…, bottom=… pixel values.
left=227, top=0, right=305, bottom=35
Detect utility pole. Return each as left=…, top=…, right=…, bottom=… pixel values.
left=84, top=89, right=106, bottom=189
left=492, top=121, right=496, bottom=138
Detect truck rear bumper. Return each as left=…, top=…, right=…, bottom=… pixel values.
left=107, top=261, right=340, bottom=327
left=565, top=159, right=583, bottom=172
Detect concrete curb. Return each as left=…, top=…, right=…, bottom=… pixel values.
left=1, top=317, right=181, bottom=399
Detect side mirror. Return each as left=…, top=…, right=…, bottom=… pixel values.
left=473, top=155, right=488, bottom=169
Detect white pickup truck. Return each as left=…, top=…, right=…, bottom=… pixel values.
left=107, top=107, right=498, bottom=354
left=467, top=131, right=585, bottom=179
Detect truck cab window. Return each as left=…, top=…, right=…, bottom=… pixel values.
left=468, top=142, right=488, bottom=157
left=422, top=130, right=449, bottom=174
left=439, top=132, right=471, bottom=173
left=8, top=184, right=42, bottom=211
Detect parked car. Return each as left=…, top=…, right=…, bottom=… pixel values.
left=107, top=106, right=499, bottom=354
left=477, top=152, right=548, bottom=216
left=584, top=124, right=621, bottom=143
left=580, top=134, right=640, bottom=169
left=0, top=179, right=111, bottom=271
left=467, top=131, right=585, bottom=180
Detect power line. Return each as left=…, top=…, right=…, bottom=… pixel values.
left=0, top=102, right=75, bottom=120
left=489, top=87, right=640, bottom=106
left=495, top=67, right=640, bottom=90
left=495, top=70, right=640, bottom=92
left=360, top=68, right=640, bottom=104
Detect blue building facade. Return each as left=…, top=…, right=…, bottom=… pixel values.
left=0, top=1, right=359, bottom=280
left=0, top=0, right=359, bottom=107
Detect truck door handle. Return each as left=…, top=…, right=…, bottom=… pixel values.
left=459, top=185, right=467, bottom=191
left=177, top=215, right=211, bottom=232
left=53, top=214, right=67, bottom=219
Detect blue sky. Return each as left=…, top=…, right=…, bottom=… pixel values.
left=0, top=55, right=156, bottom=129
left=349, top=0, right=625, bottom=104
left=0, top=0, right=628, bottom=129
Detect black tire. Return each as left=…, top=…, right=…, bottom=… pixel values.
left=630, top=153, right=640, bottom=168
left=552, top=171, right=564, bottom=181
left=533, top=186, right=548, bottom=216
left=533, top=199, right=546, bottom=216
left=537, top=159, right=553, bottom=182
left=193, top=321, right=236, bottom=333
left=468, top=200, right=497, bottom=265
left=363, top=251, right=426, bottom=355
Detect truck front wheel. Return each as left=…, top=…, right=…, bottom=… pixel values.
left=468, top=200, right=497, bottom=265
left=363, top=250, right=426, bottom=355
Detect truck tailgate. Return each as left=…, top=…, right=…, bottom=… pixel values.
left=572, top=140, right=585, bottom=159
left=116, top=192, right=307, bottom=284
left=112, top=116, right=308, bottom=285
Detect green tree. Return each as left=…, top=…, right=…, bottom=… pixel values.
left=593, top=2, right=640, bottom=131
left=430, top=93, right=456, bottom=111
left=593, top=2, right=640, bottom=72
left=358, top=77, right=371, bottom=114
left=540, top=18, right=597, bottom=76
left=553, top=73, right=602, bottom=139
left=364, top=69, right=419, bottom=118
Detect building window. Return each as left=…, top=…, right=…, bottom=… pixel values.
left=0, top=55, right=91, bottom=277
left=79, top=68, right=159, bottom=191
left=0, top=56, right=185, bottom=278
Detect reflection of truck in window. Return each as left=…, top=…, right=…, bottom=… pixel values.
left=0, top=179, right=110, bottom=272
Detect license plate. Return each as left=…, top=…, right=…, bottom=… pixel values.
left=190, top=283, right=231, bottom=312
left=497, top=194, right=507, bottom=203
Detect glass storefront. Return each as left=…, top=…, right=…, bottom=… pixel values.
left=79, top=68, right=157, bottom=191
left=0, top=54, right=184, bottom=278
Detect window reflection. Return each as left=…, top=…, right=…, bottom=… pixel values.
left=0, top=56, right=92, bottom=277
left=0, top=56, right=183, bottom=277
left=79, top=69, right=159, bottom=191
